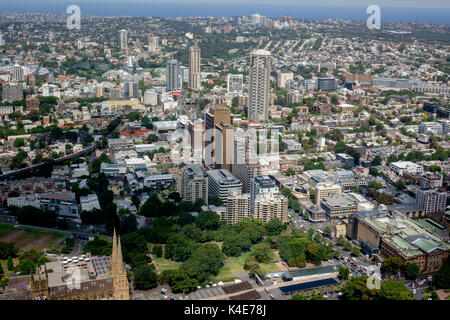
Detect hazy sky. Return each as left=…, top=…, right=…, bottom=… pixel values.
left=1, top=0, right=449, bottom=8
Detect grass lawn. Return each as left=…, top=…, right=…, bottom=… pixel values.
left=217, top=251, right=252, bottom=279
left=260, top=262, right=282, bottom=274
left=208, top=241, right=223, bottom=249
left=96, top=234, right=112, bottom=242
left=0, top=257, right=21, bottom=277
left=152, top=256, right=182, bottom=272
left=216, top=250, right=282, bottom=280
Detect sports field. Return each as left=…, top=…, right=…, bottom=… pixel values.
left=0, top=223, right=70, bottom=252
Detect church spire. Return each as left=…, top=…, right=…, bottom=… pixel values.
left=116, top=236, right=124, bottom=273
left=111, top=228, right=118, bottom=272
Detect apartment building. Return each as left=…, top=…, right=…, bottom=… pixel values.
left=177, top=164, right=209, bottom=205
left=415, top=188, right=447, bottom=215
left=224, top=189, right=250, bottom=224
left=253, top=193, right=288, bottom=223
left=419, top=173, right=443, bottom=189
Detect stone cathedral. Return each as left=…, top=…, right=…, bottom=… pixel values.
left=0, top=230, right=130, bottom=300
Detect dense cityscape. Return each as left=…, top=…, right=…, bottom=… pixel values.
left=0, top=5, right=448, bottom=304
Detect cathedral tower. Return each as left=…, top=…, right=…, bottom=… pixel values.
left=111, top=229, right=130, bottom=300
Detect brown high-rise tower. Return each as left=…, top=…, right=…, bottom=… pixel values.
left=205, top=104, right=232, bottom=169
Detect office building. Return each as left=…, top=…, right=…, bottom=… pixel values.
left=7, top=192, right=80, bottom=219
left=315, top=183, right=342, bottom=205
left=250, top=176, right=279, bottom=213
left=373, top=77, right=421, bottom=89
left=119, top=29, right=128, bottom=55
left=227, top=74, right=244, bottom=95
left=214, top=124, right=235, bottom=171
left=207, top=169, right=242, bottom=204
left=232, top=131, right=261, bottom=193
left=419, top=122, right=443, bottom=136
left=413, top=84, right=449, bottom=95
left=204, top=105, right=232, bottom=168
left=39, top=192, right=80, bottom=219
left=336, top=153, right=355, bottom=168
left=2, top=83, right=23, bottom=102
left=344, top=73, right=373, bottom=89
left=100, top=163, right=127, bottom=176
left=389, top=161, right=423, bottom=176
left=166, top=60, right=180, bottom=91
left=144, top=174, right=177, bottom=190
left=317, top=78, right=337, bottom=91
left=188, top=119, right=205, bottom=165
left=189, top=39, right=201, bottom=90
left=109, top=87, right=121, bottom=100
left=179, top=66, right=189, bottom=84
left=13, top=63, right=24, bottom=81
left=143, top=89, right=159, bottom=106
left=277, top=72, right=294, bottom=88
left=248, top=50, right=271, bottom=121
left=127, top=81, right=139, bottom=99
left=320, top=193, right=358, bottom=221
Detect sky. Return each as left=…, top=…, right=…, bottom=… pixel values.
left=0, top=0, right=449, bottom=8
left=0, top=0, right=449, bottom=24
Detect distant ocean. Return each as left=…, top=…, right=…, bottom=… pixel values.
left=0, top=1, right=449, bottom=24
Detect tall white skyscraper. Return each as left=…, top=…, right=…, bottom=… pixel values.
left=189, top=39, right=201, bottom=90
left=119, top=29, right=128, bottom=54
left=13, top=64, right=24, bottom=82
left=248, top=49, right=271, bottom=122
left=0, top=33, right=4, bottom=46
